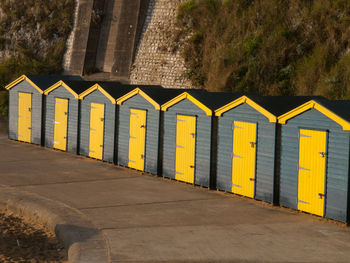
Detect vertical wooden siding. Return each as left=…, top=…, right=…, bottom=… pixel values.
left=162, top=99, right=212, bottom=187
left=8, top=80, right=42, bottom=145
left=45, top=86, right=79, bottom=153
left=216, top=103, right=276, bottom=203
left=280, top=109, right=350, bottom=222
left=117, top=94, right=160, bottom=174
left=79, top=90, right=116, bottom=163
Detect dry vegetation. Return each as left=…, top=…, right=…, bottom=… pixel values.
left=177, top=0, right=350, bottom=98
left=0, top=0, right=74, bottom=117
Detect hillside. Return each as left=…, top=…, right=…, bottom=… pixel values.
left=177, top=0, right=350, bottom=98
left=0, top=0, right=74, bottom=117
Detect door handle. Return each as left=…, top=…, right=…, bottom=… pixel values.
left=141, top=154, right=144, bottom=159
left=64, top=112, right=68, bottom=115
left=100, top=118, right=104, bottom=121
left=100, top=145, right=103, bottom=147
left=190, top=165, right=195, bottom=168
left=190, top=133, right=196, bottom=138
left=28, top=108, right=31, bottom=112
left=319, top=152, right=326, bottom=158
left=250, top=142, right=256, bottom=148
left=249, top=178, right=255, bottom=181
left=140, top=125, right=145, bottom=128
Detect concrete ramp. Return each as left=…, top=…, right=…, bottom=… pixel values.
left=65, top=0, right=149, bottom=81
left=95, top=0, right=121, bottom=72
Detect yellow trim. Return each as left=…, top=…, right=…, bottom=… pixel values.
left=161, top=92, right=212, bottom=116
left=5, top=75, right=43, bottom=94
left=116, top=88, right=160, bottom=110
left=278, top=100, right=350, bottom=130
left=214, top=96, right=277, bottom=123
left=78, top=84, right=116, bottom=104
left=44, top=81, right=79, bottom=99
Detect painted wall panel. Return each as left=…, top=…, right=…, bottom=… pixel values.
left=162, top=99, right=212, bottom=187
left=79, top=90, right=116, bottom=162
left=280, top=108, right=350, bottom=222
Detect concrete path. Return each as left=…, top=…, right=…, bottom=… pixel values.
left=1, top=136, right=350, bottom=262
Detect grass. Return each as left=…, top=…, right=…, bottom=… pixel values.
left=0, top=0, right=74, bottom=118
left=176, top=0, right=350, bottom=98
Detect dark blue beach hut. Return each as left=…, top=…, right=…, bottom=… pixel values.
left=44, top=80, right=95, bottom=153
left=116, top=86, right=184, bottom=174
left=214, top=95, right=314, bottom=203
left=278, top=99, right=350, bottom=222
left=78, top=82, right=133, bottom=162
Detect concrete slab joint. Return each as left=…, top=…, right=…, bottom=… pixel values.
left=0, top=185, right=109, bottom=263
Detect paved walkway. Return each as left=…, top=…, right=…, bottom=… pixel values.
left=1, top=136, right=350, bottom=262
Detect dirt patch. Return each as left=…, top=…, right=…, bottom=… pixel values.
left=0, top=211, right=67, bottom=263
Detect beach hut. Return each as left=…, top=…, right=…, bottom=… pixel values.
left=5, top=75, right=81, bottom=145
left=278, top=99, right=350, bottom=222
left=116, top=86, right=184, bottom=174
left=78, top=82, right=133, bottom=162
left=43, top=80, right=95, bottom=153
left=161, top=90, right=242, bottom=187
left=214, top=95, right=313, bottom=203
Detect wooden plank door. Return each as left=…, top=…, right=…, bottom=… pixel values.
left=53, top=98, right=68, bottom=151
left=89, top=103, right=105, bottom=160
left=298, top=129, right=327, bottom=216
left=231, top=121, right=257, bottom=198
left=175, top=115, right=196, bottom=184
left=128, top=109, right=147, bottom=171
left=18, top=92, right=32, bottom=143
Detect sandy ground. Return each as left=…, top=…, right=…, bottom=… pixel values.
left=0, top=211, right=67, bottom=263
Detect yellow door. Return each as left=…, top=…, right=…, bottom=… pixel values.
left=128, top=109, right=147, bottom=171
left=53, top=98, right=68, bottom=151
left=175, top=115, right=196, bottom=184
left=298, top=129, right=327, bottom=216
left=231, top=121, right=257, bottom=198
left=18, top=92, right=32, bottom=143
left=89, top=103, right=105, bottom=160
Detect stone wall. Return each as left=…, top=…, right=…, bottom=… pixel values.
left=130, top=0, right=193, bottom=89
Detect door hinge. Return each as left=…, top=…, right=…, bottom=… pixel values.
left=318, top=193, right=326, bottom=199
left=319, top=152, right=327, bottom=158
